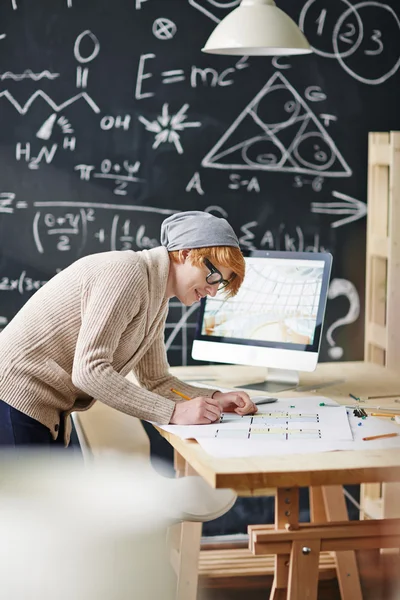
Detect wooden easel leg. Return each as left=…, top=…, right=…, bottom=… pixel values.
left=309, top=486, right=327, bottom=523
left=173, top=451, right=202, bottom=600
left=269, top=487, right=299, bottom=600
left=287, top=540, right=320, bottom=600
left=322, top=486, right=363, bottom=600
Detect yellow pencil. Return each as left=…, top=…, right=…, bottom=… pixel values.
left=171, top=388, right=191, bottom=401
left=363, top=432, right=398, bottom=441
left=370, top=413, right=399, bottom=418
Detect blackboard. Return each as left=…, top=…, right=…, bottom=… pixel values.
left=1, top=0, right=400, bottom=365
left=2, top=0, right=395, bottom=534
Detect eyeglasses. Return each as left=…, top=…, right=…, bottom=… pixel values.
left=203, top=258, right=233, bottom=290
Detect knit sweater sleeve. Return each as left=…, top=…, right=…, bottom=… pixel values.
left=133, top=315, right=219, bottom=402
left=71, top=261, right=176, bottom=424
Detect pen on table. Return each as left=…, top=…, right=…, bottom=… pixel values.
left=170, top=388, right=191, bottom=401
left=349, top=393, right=360, bottom=402
left=362, top=433, right=399, bottom=441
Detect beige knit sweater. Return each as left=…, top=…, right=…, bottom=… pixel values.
left=0, top=247, right=217, bottom=445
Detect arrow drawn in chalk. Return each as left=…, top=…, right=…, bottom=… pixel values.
left=311, top=191, right=367, bottom=228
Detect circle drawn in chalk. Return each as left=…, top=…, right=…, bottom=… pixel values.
left=206, top=0, right=240, bottom=8
left=293, top=132, right=335, bottom=171
left=253, top=84, right=302, bottom=130
left=242, top=136, right=283, bottom=167
left=74, top=30, right=100, bottom=64
left=333, top=2, right=400, bottom=85
left=299, top=0, right=363, bottom=59
left=153, top=17, right=177, bottom=40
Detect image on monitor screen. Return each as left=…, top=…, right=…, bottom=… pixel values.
left=192, top=251, right=332, bottom=392
left=201, top=257, right=324, bottom=348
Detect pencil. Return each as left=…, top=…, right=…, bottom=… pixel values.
left=170, top=388, right=191, bottom=401
left=370, top=413, right=399, bottom=418
left=362, top=432, right=398, bottom=441
left=367, top=394, right=400, bottom=400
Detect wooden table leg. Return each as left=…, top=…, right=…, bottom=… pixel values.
left=176, top=520, right=202, bottom=600
left=173, top=451, right=202, bottom=600
left=322, top=486, right=363, bottom=600
left=270, top=487, right=299, bottom=600
left=174, top=449, right=187, bottom=479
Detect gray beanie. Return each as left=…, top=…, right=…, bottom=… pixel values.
left=160, top=211, right=239, bottom=251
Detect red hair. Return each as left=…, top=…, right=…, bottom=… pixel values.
left=169, top=246, right=245, bottom=298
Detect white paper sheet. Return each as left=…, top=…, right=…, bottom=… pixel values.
left=158, top=396, right=353, bottom=442
left=156, top=395, right=400, bottom=457
left=197, top=411, right=400, bottom=457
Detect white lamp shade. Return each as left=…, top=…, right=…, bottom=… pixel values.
left=202, top=0, right=312, bottom=56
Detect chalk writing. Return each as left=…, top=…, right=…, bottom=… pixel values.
left=100, top=115, right=131, bottom=131
left=73, top=30, right=100, bottom=64
left=136, top=53, right=249, bottom=97
left=300, top=0, right=400, bottom=85
left=238, top=221, right=327, bottom=253
left=202, top=71, right=352, bottom=177
left=188, top=0, right=241, bottom=24
left=75, top=160, right=143, bottom=195
left=0, top=70, right=60, bottom=81
left=26, top=202, right=177, bottom=255
left=327, top=279, right=360, bottom=359
left=0, top=273, right=48, bottom=294
left=16, top=143, right=59, bottom=169
left=0, top=192, right=16, bottom=214
left=0, top=90, right=100, bottom=114
left=138, top=104, right=201, bottom=154
left=153, top=18, right=177, bottom=40
left=311, top=190, right=367, bottom=228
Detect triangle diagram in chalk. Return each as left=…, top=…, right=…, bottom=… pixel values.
left=201, top=71, right=352, bottom=178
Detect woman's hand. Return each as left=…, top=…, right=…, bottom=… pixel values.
left=170, top=396, right=221, bottom=425
left=212, top=391, right=257, bottom=416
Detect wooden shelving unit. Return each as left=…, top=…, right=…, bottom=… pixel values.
left=362, top=131, right=400, bottom=520
left=364, top=131, right=400, bottom=367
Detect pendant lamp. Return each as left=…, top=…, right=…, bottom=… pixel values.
left=202, top=0, right=312, bottom=56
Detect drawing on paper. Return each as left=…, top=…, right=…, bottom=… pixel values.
left=216, top=412, right=322, bottom=440
left=202, top=71, right=351, bottom=177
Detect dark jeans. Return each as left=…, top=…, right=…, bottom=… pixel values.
left=0, top=399, right=80, bottom=451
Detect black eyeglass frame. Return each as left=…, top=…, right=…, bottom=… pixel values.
left=203, top=258, right=232, bottom=290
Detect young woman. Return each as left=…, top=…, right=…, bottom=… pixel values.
left=0, top=211, right=256, bottom=448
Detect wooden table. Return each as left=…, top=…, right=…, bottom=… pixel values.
left=158, top=362, right=400, bottom=600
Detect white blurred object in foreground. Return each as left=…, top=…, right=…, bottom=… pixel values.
left=0, top=452, right=185, bottom=600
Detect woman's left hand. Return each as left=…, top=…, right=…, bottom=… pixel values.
left=212, top=391, right=257, bottom=415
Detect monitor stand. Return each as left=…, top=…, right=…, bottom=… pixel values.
left=238, top=368, right=299, bottom=393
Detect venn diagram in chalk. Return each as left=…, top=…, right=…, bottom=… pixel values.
left=299, top=0, right=400, bottom=85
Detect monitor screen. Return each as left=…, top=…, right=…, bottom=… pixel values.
left=192, top=251, right=332, bottom=390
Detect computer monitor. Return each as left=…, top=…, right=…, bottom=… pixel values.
left=192, top=250, right=332, bottom=393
